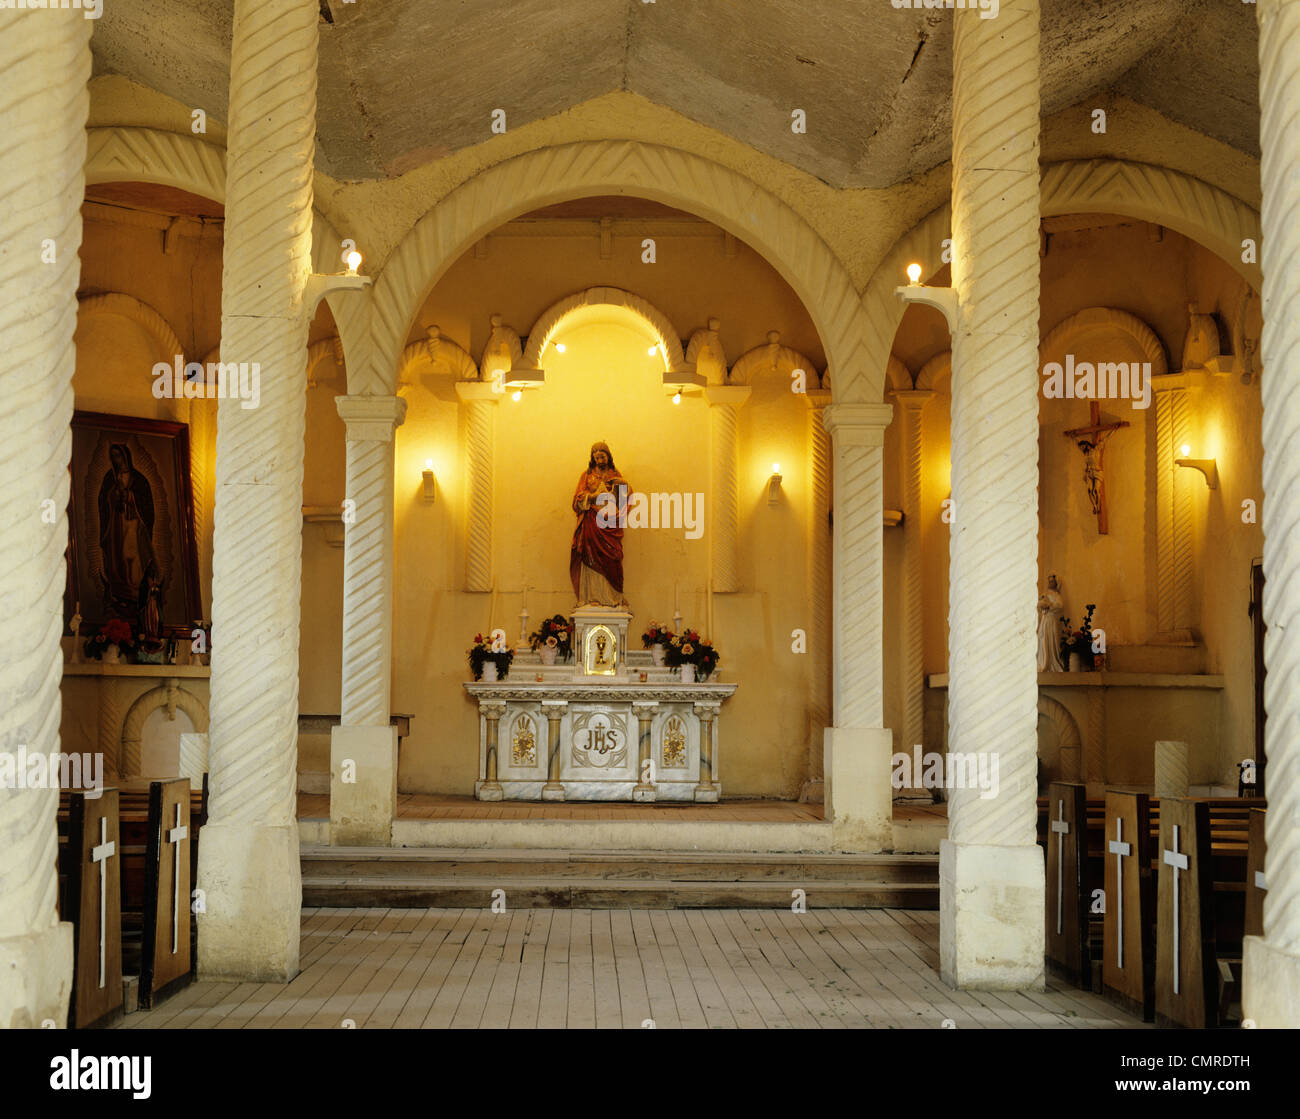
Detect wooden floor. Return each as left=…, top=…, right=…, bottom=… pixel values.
left=298, top=792, right=829, bottom=822
left=120, top=907, right=1143, bottom=1029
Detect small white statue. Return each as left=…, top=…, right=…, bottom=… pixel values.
left=1036, top=574, right=1065, bottom=673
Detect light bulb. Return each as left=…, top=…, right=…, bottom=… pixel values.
left=1180, top=444, right=1191, bottom=458
left=772, top=463, right=781, bottom=475
left=555, top=343, right=566, bottom=353
left=346, top=249, right=362, bottom=273
left=648, top=345, right=659, bottom=356
left=672, top=391, right=682, bottom=405
left=511, top=390, right=522, bottom=402
left=906, top=262, right=922, bottom=284
left=424, top=458, right=434, bottom=470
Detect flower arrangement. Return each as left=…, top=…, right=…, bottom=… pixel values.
left=1060, top=603, right=1097, bottom=667
left=83, top=618, right=136, bottom=661
left=528, top=614, right=573, bottom=660
left=641, top=621, right=674, bottom=648
left=663, top=628, right=721, bottom=680
left=468, top=632, right=513, bottom=681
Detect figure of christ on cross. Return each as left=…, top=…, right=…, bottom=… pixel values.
left=1064, top=401, right=1129, bottom=535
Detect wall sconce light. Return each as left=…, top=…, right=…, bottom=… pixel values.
left=1175, top=444, right=1219, bottom=489
left=422, top=459, right=436, bottom=503
left=672, top=390, right=682, bottom=405
left=768, top=463, right=783, bottom=505
left=511, top=389, right=522, bottom=402
left=345, top=249, right=362, bottom=275
left=895, top=260, right=958, bottom=331
left=554, top=342, right=566, bottom=353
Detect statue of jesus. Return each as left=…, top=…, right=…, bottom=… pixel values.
left=570, top=441, right=631, bottom=607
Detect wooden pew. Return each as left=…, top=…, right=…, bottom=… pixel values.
left=1044, top=782, right=1090, bottom=985
left=1155, top=798, right=1220, bottom=1027
left=1245, top=807, right=1267, bottom=938
left=59, top=789, right=123, bottom=1029
left=1102, top=790, right=1155, bottom=1019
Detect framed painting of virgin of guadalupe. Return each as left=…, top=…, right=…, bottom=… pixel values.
left=65, top=412, right=201, bottom=640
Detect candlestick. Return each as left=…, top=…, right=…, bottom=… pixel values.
left=519, top=605, right=530, bottom=651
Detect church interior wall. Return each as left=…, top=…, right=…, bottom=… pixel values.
left=889, top=219, right=1263, bottom=789
left=390, top=224, right=824, bottom=797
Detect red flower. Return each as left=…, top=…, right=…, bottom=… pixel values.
left=102, top=618, right=133, bottom=644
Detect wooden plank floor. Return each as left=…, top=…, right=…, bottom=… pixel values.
left=120, top=907, right=1144, bottom=1029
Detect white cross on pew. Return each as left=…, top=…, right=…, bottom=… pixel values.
left=91, top=817, right=115, bottom=990
left=167, top=802, right=188, bottom=955
left=1108, top=818, right=1132, bottom=970
left=1051, top=799, right=1070, bottom=935
left=1163, top=823, right=1189, bottom=996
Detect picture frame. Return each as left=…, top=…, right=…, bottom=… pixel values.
left=65, top=411, right=201, bottom=640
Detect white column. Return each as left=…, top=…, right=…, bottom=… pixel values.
left=942, top=0, right=1045, bottom=989
left=894, top=389, right=934, bottom=801
left=456, top=383, right=497, bottom=593
left=330, top=395, right=406, bottom=846
left=800, top=389, right=832, bottom=801
left=705, top=387, right=751, bottom=594
left=1244, top=0, right=1300, bottom=1029
left=821, top=402, right=895, bottom=851
left=0, top=7, right=88, bottom=1029
left=198, top=0, right=319, bottom=982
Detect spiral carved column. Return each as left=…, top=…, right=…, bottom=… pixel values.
left=705, top=388, right=749, bottom=594
left=800, top=390, right=832, bottom=801
left=331, top=395, right=406, bottom=847
left=1245, top=0, right=1300, bottom=1029
left=822, top=402, right=894, bottom=851
left=198, top=0, right=319, bottom=982
left=941, top=0, right=1045, bottom=989
left=457, top=383, right=497, bottom=593
left=895, top=390, right=933, bottom=801
left=0, top=7, right=88, bottom=1028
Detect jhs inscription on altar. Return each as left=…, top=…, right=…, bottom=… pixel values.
left=571, top=711, right=629, bottom=769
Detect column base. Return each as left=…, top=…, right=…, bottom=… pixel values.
left=0, top=922, right=74, bottom=1029
left=826, top=725, right=894, bottom=852
left=541, top=782, right=566, bottom=802
left=476, top=781, right=504, bottom=802
left=330, top=724, right=397, bottom=846
left=939, top=839, right=1044, bottom=990
left=197, top=821, right=301, bottom=982
left=1243, top=935, right=1300, bottom=1028
left=693, top=784, right=719, bottom=803
left=632, top=784, right=657, bottom=803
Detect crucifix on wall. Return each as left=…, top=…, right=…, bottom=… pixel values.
left=1064, top=402, right=1129, bottom=535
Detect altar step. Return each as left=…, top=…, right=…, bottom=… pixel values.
left=300, top=847, right=939, bottom=909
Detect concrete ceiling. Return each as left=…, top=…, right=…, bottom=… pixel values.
left=89, top=0, right=1260, bottom=188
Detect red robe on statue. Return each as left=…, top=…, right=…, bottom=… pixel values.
left=570, top=443, right=630, bottom=603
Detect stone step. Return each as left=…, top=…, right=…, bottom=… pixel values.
left=300, top=874, right=939, bottom=910
left=300, top=846, right=938, bottom=884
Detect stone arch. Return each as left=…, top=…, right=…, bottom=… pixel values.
left=83, top=126, right=368, bottom=391
left=861, top=160, right=1262, bottom=401
left=1039, top=306, right=1169, bottom=374
left=1037, top=695, right=1083, bottom=784
left=728, top=333, right=823, bottom=388
left=77, top=292, right=185, bottom=363
left=120, top=681, right=210, bottom=779
left=368, top=141, right=872, bottom=401
left=516, top=286, right=691, bottom=380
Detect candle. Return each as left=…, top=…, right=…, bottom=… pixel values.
left=674, top=581, right=679, bottom=614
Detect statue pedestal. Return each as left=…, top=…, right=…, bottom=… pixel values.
left=466, top=652, right=737, bottom=802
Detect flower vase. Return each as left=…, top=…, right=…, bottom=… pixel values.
left=482, top=660, right=498, bottom=682
left=103, top=644, right=121, bottom=666
left=651, top=643, right=666, bottom=667
left=680, top=664, right=696, bottom=684
left=540, top=646, right=558, bottom=666
left=1068, top=652, right=1083, bottom=673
